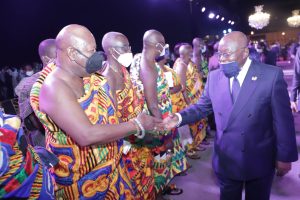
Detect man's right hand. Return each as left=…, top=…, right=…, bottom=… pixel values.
left=137, top=112, right=164, bottom=131
left=162, top=114, right=179, bottom=131
left=291, top=101, right=298, bottom=113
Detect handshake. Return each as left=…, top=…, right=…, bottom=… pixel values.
left=136, top=112, right=180, bottom=133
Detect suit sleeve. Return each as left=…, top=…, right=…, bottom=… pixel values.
left=271, top=69, right=298, bottom=162
left=179, top=73, right=213, bottom=126
left=290, top=48, right=300, bottom=102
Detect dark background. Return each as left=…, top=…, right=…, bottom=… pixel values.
left=0, top=0, right=299, bottom=67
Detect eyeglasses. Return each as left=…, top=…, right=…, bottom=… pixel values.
left=145, top=41, right=167, bottom=49
left=111, top=45, right=131, bottom=52
left=217, top=47, right=246, bottom=59
left=74, top=48, right=96, bottom=58
left=75, top=49, right=89, bottom=58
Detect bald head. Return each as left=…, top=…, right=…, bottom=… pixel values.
left=38, top=39, right=56, bottom=67
left=192, top=37, right=204, bottom=47
left=179, top=44, right=192, bottom=56
left=38, top=39, right=56, bottom=59
left=56, top=24, right=96, bottom=51
left=218, top=31, right=249, bottom=66
left=219, top=31, right=248, bottom=52
left=143, top=29, right=165, bottom=45
left=102, top=32, right=129, bottom=53
left=55, top=24, right=97, bottom=76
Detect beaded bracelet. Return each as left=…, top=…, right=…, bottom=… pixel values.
left=133, top=118, right=145, bottom=139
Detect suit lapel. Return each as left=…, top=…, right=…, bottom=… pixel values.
left=217, top=72, right=233, bottom=130
left=225, top=61, right=261, bottom=129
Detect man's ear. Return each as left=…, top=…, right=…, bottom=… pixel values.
left=109, top=47, right=116, bottom=57
left=41, top=56, right=49, bottom=64
left=67, top=47, right=76, bottom=61
left=243, top=47, right=249, bottom=59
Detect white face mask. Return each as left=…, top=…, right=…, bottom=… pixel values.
left=157, top=43, right=169, bottom=57
left=26, top=70, right=34, bottom=76
left=114, top=51, right=133, bottom=68
left=118, top=52, right=133, bottom=67
left=112, top=48, right=133, bottom=68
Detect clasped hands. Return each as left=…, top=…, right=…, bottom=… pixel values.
left=137, top=113, right=179, bottom=132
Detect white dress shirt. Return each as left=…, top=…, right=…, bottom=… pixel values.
left=230, top=57, right=252, bottom=92
left=175, top=57, right=252, bottom=127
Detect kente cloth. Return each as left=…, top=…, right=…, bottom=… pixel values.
left=0, top=111, right=54, bottom=199
left=30, top=64, right=134, bottom=200
left=130, top=56, right=173, bottom=194
left=116, top=66, right=144, bottom=123
left=186, top=61, right=207, bottom=148
left=173, top=59, right=207, bottom=148
left=116, top=66, right=155, bottom=200
left=173, top=59, right=203, bottom=102
left=161, top=65, right=187, bottom=113
left=161, top=65, right=189, bottom=178
left=142, top=64, right=174, bottom=194
left=123, top=147, right=155, bottom=200
left=187, top=119, right=207, bottom=150
left=201, top=59, right=209, bottom=79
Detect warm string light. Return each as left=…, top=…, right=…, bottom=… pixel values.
left=190, top=1, right=236, bottom=35
left=193, top=2, right=234, bottom=25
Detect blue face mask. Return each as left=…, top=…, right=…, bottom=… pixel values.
left=219, top=61, right=240, bottom=78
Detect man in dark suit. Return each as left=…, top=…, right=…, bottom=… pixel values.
left=291, top=47, right=300, bottom=113
left=163, top=31, right=298, bottom=200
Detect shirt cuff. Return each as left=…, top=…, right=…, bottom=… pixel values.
left=174, top=113, right=182, bottom=127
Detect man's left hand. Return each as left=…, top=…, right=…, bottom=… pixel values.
left=291, top=101, right=298, bottom=113
left=276, top=161, right=291, bottom=177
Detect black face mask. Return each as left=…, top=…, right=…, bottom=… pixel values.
left=75, top=50, right=107, bottom=74
left=85, top=51, right=107, bottom=74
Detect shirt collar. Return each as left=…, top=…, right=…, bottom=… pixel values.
left=237, top=57, right=251, bottom=79
left=240, top=57, right=251, bottom=74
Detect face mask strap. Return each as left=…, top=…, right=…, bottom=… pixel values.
left=72, top=48, right=90, bottom=70
left=111, top=48, right=121, bottom=61
left=75, top=49, right=89, bottom=59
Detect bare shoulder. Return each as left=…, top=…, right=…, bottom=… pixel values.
left=39, top=70, right=75, bottom=112
left=177, top=62, right=187, bottom=73
left=140, top=61, right=156, bottom=78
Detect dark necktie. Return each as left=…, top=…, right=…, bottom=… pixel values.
left=232, top=77, right=240, bottom=103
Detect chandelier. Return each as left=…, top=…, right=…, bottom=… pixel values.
left=248, top=5, right=270, bottom=30
left=287, top=10, right=300, bottom=28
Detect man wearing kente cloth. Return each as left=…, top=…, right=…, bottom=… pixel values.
left=15, top=38, right=56, bottom=147
left=139, top=29, right=183, bottom=197
left=29, top=24, right=163, bottom=199
left=173, top=44, right=207, bottom=154
left=192, top=37, right=209, bottom=80
left=101, top=32, right=155, bottom=200
left=155, top=48, right=189, bottom=176
left=0, top=109, right=55, bottom=199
